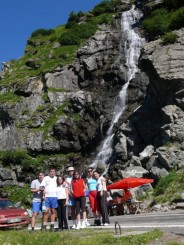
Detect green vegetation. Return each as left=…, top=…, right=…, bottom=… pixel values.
left=143, top=9, right=170, bottom=37
left=162, top=32, right=178, bottom=44
left=0, top=150, right=29, bottom=166
left=47, top=87, right=66, bottom=92
left=163, top=0, right=184, bottom=10
left=169, top=7, right=184, bottom=30
left=142, top=3, right=184, bottom=40
left=153, top=168, right=184, bottom=203
left=0, top=92, right=21, bottom=104
left=1, top=1, right=117, bottom=91
left=65, top=11, right=85, bottom=29
left=0, top=184, right=31, bottom=207
left=41, top=103, right=68, bottom=137
left=0, top=229, right=163, bottom=245
left=92, top=0, right=121, bottom=16
left=0, top=150, right=76, bottom=173
left=31, top=28, right=55, bottom=38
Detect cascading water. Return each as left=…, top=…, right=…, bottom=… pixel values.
left=91, top=6, right=145, bottom=172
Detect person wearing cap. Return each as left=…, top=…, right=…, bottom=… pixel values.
left=66, top=166, right=76, bottom=229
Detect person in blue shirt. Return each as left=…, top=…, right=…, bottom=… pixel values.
left=86, top=167, right=100, bottom=226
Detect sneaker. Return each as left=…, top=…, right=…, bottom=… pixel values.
left=75, top=222, right=81, bottom=230
left=96, top=219, right=101, bottom=226
left=104, top=223, right=109, bottom=226
left=50, top=224, right=55, bottom=231
left=93, top=219, right=97, bottom=226
left=54, top=228, right=62, bottom=232
left=30, top=228, right=35, bottom=233
left=85, top=221, right=91, bottom=227
left=41, top=224, right=47, bottom=231
left=71, top=224, right=76, bottom=229
left=81, top=221, right=86, bottom=229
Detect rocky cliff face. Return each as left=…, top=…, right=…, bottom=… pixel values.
left=0, top=0, right=184, bottom=186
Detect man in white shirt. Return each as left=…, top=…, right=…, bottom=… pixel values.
left=30, top=172, right=44, bottom=231
left=40, top=168, right=57, bottom=231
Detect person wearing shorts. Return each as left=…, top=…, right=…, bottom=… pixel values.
left=30, top=172, right=44, bottom=231
left=66, top=166, right=76, bottom=229
left=40, top=168, right=57, bottom=231
left=71, top=171, right=86, bottom=229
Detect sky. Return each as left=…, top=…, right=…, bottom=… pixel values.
left=0, top=0, right=102, bottom=69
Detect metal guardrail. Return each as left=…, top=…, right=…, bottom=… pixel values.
left=115, top=221, right=122, bottom=235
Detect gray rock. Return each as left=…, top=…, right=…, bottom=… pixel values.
left=121, top=166, right=148, bottom=178
left=139, top=145, right=154, bottom=162
left=45, top=66, right=78, bottom=91
left=0, top=169, right=13, bottom=180
left=150, top=166, right=168, bottom=181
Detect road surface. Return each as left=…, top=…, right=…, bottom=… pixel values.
left=28, top=210, right=184, bottom=234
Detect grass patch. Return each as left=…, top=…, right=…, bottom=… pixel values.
left=0, top=92, right=21, bottom=104
left=161, top=32, right=178, bottom=44
left=47, top=87, right=66, bottom=92
left=153, top=168, right=184, bottom=203
left=41, top=103, right=68, bottom=137
left=0, top=229, right=163, bottom=245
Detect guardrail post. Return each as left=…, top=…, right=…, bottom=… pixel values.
left=115, top=221, right=122, bottom=235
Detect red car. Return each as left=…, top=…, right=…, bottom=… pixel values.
left=0, top=198, right=31, bottom=228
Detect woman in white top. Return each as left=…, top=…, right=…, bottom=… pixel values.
left=56, top=176, right=69, bottom=230
left=93, top=170, right=110, bottom=226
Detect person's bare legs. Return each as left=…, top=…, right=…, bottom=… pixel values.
left=50, top=208, right=56, bottom=222
left=31, top=212, right=37, bottom=229
left=41, top=208, right=50, bottom=230
left=43, top=208, right=50, bottom=223
left=82, top=211, right=86, bottom=221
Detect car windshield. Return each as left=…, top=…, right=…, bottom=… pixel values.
left=0, top=200, right=16, bottom=209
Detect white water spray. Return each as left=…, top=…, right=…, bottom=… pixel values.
left=91, top=6, right=145, bottom=172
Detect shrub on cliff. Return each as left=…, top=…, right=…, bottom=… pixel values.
left=164, top=0, right=184, bottom=10
left=161, top=32, right=178, bottom=44
left=59, top=32, right=80, bottom=45
left=93, top=1, right=112, bottom=16
left=59, top=22, right=96, bottom=46
left=31, top=28, right=55, bottom=38
left=65, top=11, right=85, bottom=29
left=169, top=6, right=184, bottom=30
left=92, top=0, right=121, bottom=16
left=142, top=8, right=170, bottom=37
left=0, top=150, right=29, bottom=166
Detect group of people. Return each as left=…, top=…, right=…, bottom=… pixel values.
left=30, top=166, right=110, bottom=232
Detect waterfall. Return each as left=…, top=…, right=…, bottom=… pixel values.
left=91, top=6, right=145, bottom=172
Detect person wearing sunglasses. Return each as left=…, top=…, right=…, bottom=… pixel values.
left=86, top=167, right=101, bottom=226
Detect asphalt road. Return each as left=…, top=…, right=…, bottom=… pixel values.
left=28, top=210, right=184, bottom=235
